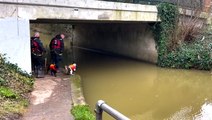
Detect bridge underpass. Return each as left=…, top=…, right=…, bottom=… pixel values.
left=0, top=0, right=210, bottom=73
left=0, top=0, right=159, bottom=73
left=30, top=19, right=158, bottom=67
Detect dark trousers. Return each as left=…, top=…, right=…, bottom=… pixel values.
left=32, top=54, right=44, bottom=69
left=32, top=54, right=45, bottom=77
left=50, top=52, right=62, bottom=69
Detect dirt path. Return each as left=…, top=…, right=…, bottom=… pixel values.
left=22, top=75, right=73, bottom=120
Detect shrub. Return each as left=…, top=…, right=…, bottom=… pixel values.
left=71, top=105, right=95, bottom=120
left=0, top=87, right=19, bottom=99
left=0, top=77, right=6, bottom=86
left=154, top=3, right=211, bottom=70
left=0, top=54, right=34, bottom=93
left=0, top=53, right=34, bottom=119
left=160, top=40, right=211, bottom=70
left=154, top=3, right=179, bottom=64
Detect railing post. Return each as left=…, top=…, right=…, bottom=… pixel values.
left=95, top=100, right=130, bottom=120
left=95, top=100, right=105, bottom=120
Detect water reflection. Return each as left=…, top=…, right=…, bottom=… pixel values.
left=168, top=107, right=192, bottom=120
left=168, top=102, right=212, bottom=120
left=77, top=49, right=211, bottom=120
left=194, top=102, right=212, bottom=120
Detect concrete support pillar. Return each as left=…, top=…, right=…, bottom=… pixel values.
left=0, top=18, right=31, bottom=73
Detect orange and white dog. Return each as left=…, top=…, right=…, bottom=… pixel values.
left=65, top=63, right=77, bottom=75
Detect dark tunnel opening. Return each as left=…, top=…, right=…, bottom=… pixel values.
left=30, top=19, right=158, bottom=70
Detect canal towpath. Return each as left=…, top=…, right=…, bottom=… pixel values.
left=22, top=74, right=74, bottom=120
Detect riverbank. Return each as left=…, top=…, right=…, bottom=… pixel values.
left=70, top=75, right=95, bottom=120
left=0, top=54, right=34, bottom=119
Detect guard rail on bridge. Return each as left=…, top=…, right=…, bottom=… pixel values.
left=95, top=100, right=130, bottom=120
left=101, top=0, right=204, bottom=9
left=101, top=0, right=160, bottom=5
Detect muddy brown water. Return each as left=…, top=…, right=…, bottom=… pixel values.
left=74, top=48, right=212, bottom=120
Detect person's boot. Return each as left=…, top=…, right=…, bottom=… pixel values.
left=34, top=66, right=38, bottom=78
left=37, top=66, right=44, bottom=78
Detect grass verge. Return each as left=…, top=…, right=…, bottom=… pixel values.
left=71, top=105, right=95, bottom=120
left=70, top=74, right=95, bottom=120
left=0, top=54, right=34, bottom=119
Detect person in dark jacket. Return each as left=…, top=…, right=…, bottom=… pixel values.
left=31, top=32, right=46, bottom=72
left=49, top=34, right=65, bottom=71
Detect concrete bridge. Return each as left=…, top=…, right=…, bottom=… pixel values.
left=0, top=0, right=158, bottom=21
left=0, top=0, right=159, bottom=73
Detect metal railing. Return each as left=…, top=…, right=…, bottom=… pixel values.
left=100, top=0, right=161, bottom=5
left=95, top=100, right=130, bottom=120
left=100, top=0, right=204, bottom=9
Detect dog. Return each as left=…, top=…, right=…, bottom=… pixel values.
left=65, top=63, right=77, bottom=75
left=47, top=64, right=57, bottom=77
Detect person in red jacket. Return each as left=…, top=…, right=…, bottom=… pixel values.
left=31, top=32, right=46, bottom=77
left=49, top=34, right=65, bottom=71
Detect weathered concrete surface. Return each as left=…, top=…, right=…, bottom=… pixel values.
left=0, top=17, right=31, bottom=73
left=0, top=0, right=158, bottom=22
left=22, top=75, right=73, bottom=120
left=70, top=75, right=86, bottom=106
left=74, top=23, right=158, bottom=63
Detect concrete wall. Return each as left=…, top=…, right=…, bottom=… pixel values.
left=0, top=18, right=31, bottom=73
left=0, top=0, right=158, bottom=22
left=74, top=23, right=157, bottom=63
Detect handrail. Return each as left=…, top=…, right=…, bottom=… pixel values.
left=95, top=100, right=130, bottom=120
left=100, top=0, right=161, bottom=5
left=101, top=0, right=204, bottom=9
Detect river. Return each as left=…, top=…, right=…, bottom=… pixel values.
left=30, top=24, right=211, bottom=120
left=75, top=48, right=212, bottom=120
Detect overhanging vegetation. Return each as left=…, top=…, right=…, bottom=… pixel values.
left=153, top=3, right=211, bottom=70
left=0, top=54, right=34, bottom=119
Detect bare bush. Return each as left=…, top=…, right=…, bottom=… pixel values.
left=167, top=0, right=207, bottom=50
left=178, top=10, right=205, bottom=43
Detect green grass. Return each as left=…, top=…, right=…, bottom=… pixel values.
left=0, top=99, right=28, bottom=116
left=0, top=54, right=34, bottom=119
left=0, top=87, right=19, bottom=99
left=70, top=75, right=92, bottom=118
left=71, top=105, right=95, bottom=120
